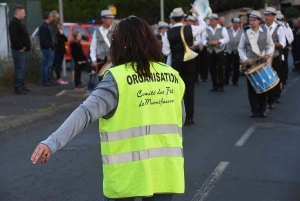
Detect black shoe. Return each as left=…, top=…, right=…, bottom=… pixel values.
left=275, top=98, right=281, bottom=104
left=22, top=86, right=31, bottom=92
left=268, top=103, right=275, bottom=109
left=233, top=82, right=239, bottom=86
left=259, top=112, right=267, bottom=118
left=292, top=68, right=300, bottom=72
left=201, top=79, right=208, bottom=82
left=249, top=111, right=258, bottom=118
left=224, top=82, right=229, bottom=85
left=196, top=80, right=201, bottom=84
left=15, top=89, right=27, bottom=95
left=210, top=88, right=218, bottom=92
left=218, top=88, right=225, bottom=92
left=184, top=119, right=195, bottom=126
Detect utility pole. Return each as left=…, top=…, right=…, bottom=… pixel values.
left=58, top=0, right=66, bottom=77
left=160, top=0, right=164, bottom=22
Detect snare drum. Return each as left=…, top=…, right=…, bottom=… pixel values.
left=246, top=62, right=279, bottom=94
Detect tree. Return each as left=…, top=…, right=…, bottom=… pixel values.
left=41, top=0, right=266, bottom=24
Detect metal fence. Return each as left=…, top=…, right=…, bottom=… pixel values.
left=7, top=0, right=42, bottom=35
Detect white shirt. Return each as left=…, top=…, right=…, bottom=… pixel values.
left=90, top=26, right=112, bottom=62
left=238, top=27, right=275, bottom=62
left=265, top=22, right=286, bottom=48
left=202, top=24, right=229, bottom=46
left=282, top=22, right=294, bottom=45
left=162, top=16, right=207, bottom=56
left=231, top=28, right=240, bottom=37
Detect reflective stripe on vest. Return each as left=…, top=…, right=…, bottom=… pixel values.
left=100, top=124, right=182, bottom=142
left=102, top=147, right=183, bottom=165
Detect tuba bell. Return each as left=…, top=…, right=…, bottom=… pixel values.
left=180, top=25, right=198, bottom=61
left=192, top=0, right=212, bottom=20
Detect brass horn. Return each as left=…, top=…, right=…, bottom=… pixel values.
left=192, top=0, right=212, bottom=20
left=180, top=25, right=198, bottom=62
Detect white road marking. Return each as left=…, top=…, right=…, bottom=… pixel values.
left=191, top=161, right=229, bottom=201
left=235, top=126, right=256, bottom=147
left=56, top=90, right=66, bottom=96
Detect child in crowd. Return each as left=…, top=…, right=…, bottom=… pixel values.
left=70, top=31, right=86, bottom=90
left=86, top=51, right=97, bottom=93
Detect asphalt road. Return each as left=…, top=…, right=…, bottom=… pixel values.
left=1, top=60, right=300, bottom=201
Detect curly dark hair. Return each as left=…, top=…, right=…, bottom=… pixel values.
left=110, top=16, right=164, bottom=77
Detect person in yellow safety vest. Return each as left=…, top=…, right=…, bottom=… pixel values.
left=31, top=16, right=186, bottom=201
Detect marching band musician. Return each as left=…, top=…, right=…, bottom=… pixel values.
left=162, top=6, right=206, bottom=125
left=186, top=15, right=202, bottom=83
left=156, top=21, right=169, bottom=44
left=225, top=18, right=243, bottom=86
left=90, top=10, right=115, bottom=82
left=238, top=10, right=275, bottom=118
left=276, top=12, right=294, bottom=87
left=202, top=13, right=229, bottom=92
left=263, top=7, right=286, bottom=108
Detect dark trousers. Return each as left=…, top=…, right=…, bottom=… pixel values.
left=208, top=50, right=225, bottom=89
left=172, top=59, right=196, bottom=120
left=88, top=74, right=97, bottom=91
left=199, top=47, right=209, bottom=80
left=247, top=78, right=267, bottom=112
left=267, top=56, right=282, bottom=103
left=104, top=194, right=173, bottom=201
left=54, top=52, right=64, bottom=80
left=282, top=48, right=289, bottom=85
left=98, top=57, right=108, bottom=82
left=74, top=63, right=84, bottom=87
left=11, top=49, right=28, bottom=90
left=225, top=52, right=240, bottom=84
left=194, top=49, right=200, bottom=82
left=292, top=47, right=300, bottom=70
left=41, top=49, right=55, bottom=84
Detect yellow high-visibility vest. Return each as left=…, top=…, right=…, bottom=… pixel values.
left=99, top=62, right=185, bottom=199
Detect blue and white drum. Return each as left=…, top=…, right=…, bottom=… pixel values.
left=246, top=62, right=279, bottom=94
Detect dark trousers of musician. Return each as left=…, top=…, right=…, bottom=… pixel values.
left=97, top=57, right=108, bottom=82
left=199, top=47, right=209, bottom=81
left=246, top=65, right=267, bottom=112
left=194, top=49, right=201, bottom=82
left=267, top=56, right=282, bottom=104
left=208, top=50, right=225, bottom=89
left=225, top=52, right=240, bottom=85
left=172, top=59, right=196, bottom=120
left=282, top=48, right=289, bottom=85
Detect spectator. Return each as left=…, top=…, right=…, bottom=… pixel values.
left=39, top=12, right=56, bottom=86
left=8, top=5, right=31, bottom=94
left=219, top=16, right=225, bottom=27
left=70, top=31, right=86, bottom=89
left=54, top=23, right=68, bottom=84
left=86, top=53, right=97, bottom=93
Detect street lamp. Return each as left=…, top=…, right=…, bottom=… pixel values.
left=58, top=0, right=66, bottom=77
left=160, top=0, right=164, bottom=22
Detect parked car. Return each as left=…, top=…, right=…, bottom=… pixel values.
left=31, top=23, right=101, bottom=61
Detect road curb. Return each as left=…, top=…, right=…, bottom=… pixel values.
left=0, top=101, right=81, bottom=133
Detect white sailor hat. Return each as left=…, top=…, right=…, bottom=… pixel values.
left=249, top=10, right=262, bottom=20
left=209, top=13, right=219, bottom=20
left=100, top=10, right=115, bottom=18
left=276, top=10, right=282, bottom=15
left=264, top=7, right=277, bottom=15
left=171, top=7, right=187, bottom=18
left=186, top=15, right=197, bottom=21
left=276, top=14, right=284, bottom=21
left=158, top=21, right=169, bottom=29
left=232, top=17, right=241, bottom=23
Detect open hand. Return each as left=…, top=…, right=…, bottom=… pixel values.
left=246, top=59, right=253, bottom=65
left=190, top=4, right=199, bottom=16
left=31, top=144, right=51, bottom=165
